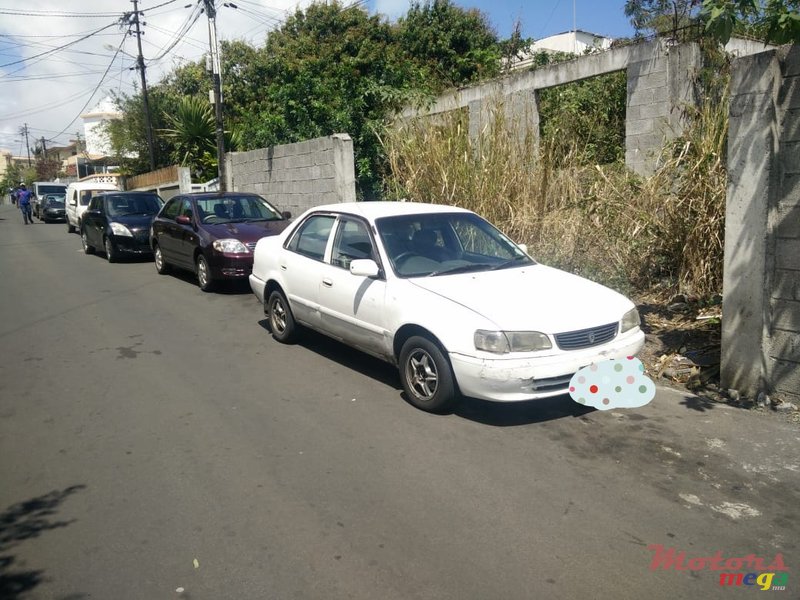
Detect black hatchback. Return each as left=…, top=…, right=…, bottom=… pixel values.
left=81, top=192, right=164, bottom=262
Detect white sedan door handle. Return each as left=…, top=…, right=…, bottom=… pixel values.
left=322, top=278, right=333, bottom=288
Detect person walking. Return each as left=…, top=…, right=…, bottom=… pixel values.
left=17, top=184, right=33, bottom=224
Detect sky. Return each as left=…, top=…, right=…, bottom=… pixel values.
left=0, top=0, right=636, bottom=157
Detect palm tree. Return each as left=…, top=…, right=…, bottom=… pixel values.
left=160, top=96, right=241, bottom=182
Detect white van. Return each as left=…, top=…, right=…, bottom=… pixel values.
left=65, top=176, right=120, bottom=233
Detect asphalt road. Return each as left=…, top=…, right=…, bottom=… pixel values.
left=0, top=203, right=797, bottom=600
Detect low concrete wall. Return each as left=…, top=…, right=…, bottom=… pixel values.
left=225, top=134, right=356, bottom=216
left=721, top=45, right=800, bottom=403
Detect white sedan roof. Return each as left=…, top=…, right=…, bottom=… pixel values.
left=308, top=201, right=473, bottom=222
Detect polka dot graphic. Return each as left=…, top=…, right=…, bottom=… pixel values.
left=568, top=357, right=655, bottom=410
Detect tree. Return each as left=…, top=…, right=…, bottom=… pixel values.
left=396, top=0, right=500, bottom=89
left=234, top=1, right=425, bottom=197
left=701, top=0, right=800, bottom=43
left=159, top=96, right=241, bottom=182
left=624, top=0, right=702, bottom=38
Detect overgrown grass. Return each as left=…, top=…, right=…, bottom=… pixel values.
left=381, top=84, right=728, bottom=298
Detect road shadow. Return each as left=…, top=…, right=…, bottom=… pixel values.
left=257, top=320, right=402, bottom=389
left=160, top=267, right=253, bottom=295
left=0, top=485, right=86, bottom=600
left=455, top=395, right=595, bottom=426
left=257, top=319, right=596, bottom=425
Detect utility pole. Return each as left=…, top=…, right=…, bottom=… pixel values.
left=40, top=136, right=48, bottom=161
left=75, top=132, right=83, bottom=178
left=21, top=123, right=31, bottom=166
left=130, top=0, right=156, bottom=172
left=203, top=0, right=226, bottom=191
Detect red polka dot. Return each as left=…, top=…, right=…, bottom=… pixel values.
left=569, top=386, right=575, bottom=392
left=627, top=356, right=634, bottom=360
left=589, top=385, right=599, bottom=393
left=590, top=364, right=598, bottom=372
left=626, top=376, right=635, bottom=384
left=603, top=398, right=610, bottom=405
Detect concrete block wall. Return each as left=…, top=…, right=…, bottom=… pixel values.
left=721, top=45, right=800, bottom=402
left=402, top=40, right=703, bottom=176
left=226, top=134, right=356, bottom=216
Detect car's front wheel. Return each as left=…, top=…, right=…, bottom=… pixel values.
left=399, top=336, right=459, bottom=413
left=267, top=290, right=297, bottom=343
left=81, top=229, right=94, bottom=254
left=153, top=243, right=170, bottom=274
left=104, top=237, right=117, bottom=263
left=196, top=254, right=214, bottom=292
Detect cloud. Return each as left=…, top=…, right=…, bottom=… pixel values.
left=568, top=357, right=656, bottom=410
left=0, top=0, right=313, bottom=150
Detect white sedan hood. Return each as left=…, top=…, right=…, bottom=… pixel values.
left=409, top=264, right=633, bottom=333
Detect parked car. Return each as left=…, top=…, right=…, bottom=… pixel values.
left=65, top=180, right=120, bottom=233
left=249, top=202, right=645, bottom=413
left=37, top=195, right=67, bottom=223
left=32, top=181, right=67, bottom=217
left=150, top=192, right=292, bottom=291
left=81, top=192, right=164, bottom=262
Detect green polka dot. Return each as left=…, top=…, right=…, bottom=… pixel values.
left=615, top=386, right=622, bottom=393
left=639, top=385, right=647, bottom=393
left=639, top=364, right=644, bottom=372
left=614, top=364, right=623, bottom=372
left=577, top=397, right=585, bottom=404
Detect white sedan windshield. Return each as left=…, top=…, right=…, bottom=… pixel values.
left=376, top=212, right=533, bottom=277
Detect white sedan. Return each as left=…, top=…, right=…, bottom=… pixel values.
left=250, top=202, right=645, bottom=413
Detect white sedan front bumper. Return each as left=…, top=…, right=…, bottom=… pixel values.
left=449, top=328, right=646, bottom=402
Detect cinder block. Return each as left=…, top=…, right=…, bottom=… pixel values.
left=731, top=50, right=778, bottom=95
left=773, top=269, right=800, bottom=301
left=771, top=297, right=800, bottom=331
left=626, top=118, right=654, bottom=135
left=628, top=87, right=654, bottom=107
left=782, top=46, right=800, bottom=77
left=770, top=358, right=800, bottom=400
left=775, top=239, right=800, bottom=269
left=781, top=108, right=800, bottom=141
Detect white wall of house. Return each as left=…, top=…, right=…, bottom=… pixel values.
left=530, top=30, right=613, bottom=55
left=81, top=97, right=119, bottom=157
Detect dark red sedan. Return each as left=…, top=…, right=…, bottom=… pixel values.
left=150, top=192, right=291, bottom=292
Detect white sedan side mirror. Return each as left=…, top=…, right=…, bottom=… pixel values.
left=518, top=243, right=528, bottom=255
left=350, top=259, right=380, bottom=278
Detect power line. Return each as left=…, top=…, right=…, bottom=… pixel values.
left=0, top=8, right=122, bottom=17
left=47, top=40, right=126, bottom=143
left=0, top=21, right=119, bottom=68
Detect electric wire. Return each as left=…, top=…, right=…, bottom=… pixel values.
left=0, top=21, right=119, bottom=68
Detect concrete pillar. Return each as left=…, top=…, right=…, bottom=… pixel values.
left=178, top=167, right=192, bottom=193
left=720, top=49, right=781, bottom=397
left=331, top=133, right=356, bottom=203
left=625, top=41, right=702, bottom=176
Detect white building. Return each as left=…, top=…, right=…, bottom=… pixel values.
left=80, top=97, right=120, bottom=157
left=509, top=30, right=614, bottom=71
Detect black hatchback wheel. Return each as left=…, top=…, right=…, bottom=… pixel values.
left=399, top=335, right=459, bottom=413
left=81, top=229, right=94, bottom=254
left=153, top=243, right=170, bottom=274
left=104, top=237, right=117, bottom=263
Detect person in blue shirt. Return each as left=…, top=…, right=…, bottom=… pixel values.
left=17, top=184, right=33, bottom=224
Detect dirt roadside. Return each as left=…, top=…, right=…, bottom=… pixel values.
left=635, top=293, right=800, bottom=426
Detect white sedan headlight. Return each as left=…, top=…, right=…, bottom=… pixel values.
left=213, top=238, right=249, bottom=253
left=474, top=330, right=552, bottom=354
left=110, top=222, right=133, bottom=237
left=620, top=307, right=640, bottom=333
